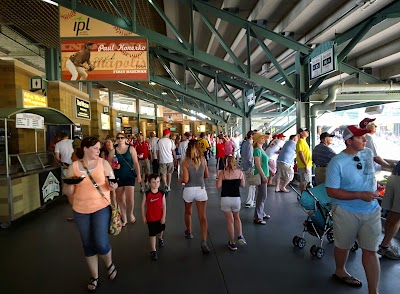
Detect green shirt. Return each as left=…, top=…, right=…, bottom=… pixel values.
left=253, top=147, right=269, bottom=177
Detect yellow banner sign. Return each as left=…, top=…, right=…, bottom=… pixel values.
left=22, top=90, right=47, bottom=108
left=59, top=6, right=137, bottom=38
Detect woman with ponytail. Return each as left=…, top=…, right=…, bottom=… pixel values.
left=180, top=140, right=211, bottom=254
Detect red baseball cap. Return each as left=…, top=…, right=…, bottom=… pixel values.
left=343, top=125, right=371, bottom=140
left=163, top=129, right=172, bottom=136
left=272, top=134, right=278, bottom=139
left=359, top=118, right=376, bottom=129
left=277, top=133, right=286, bottom=139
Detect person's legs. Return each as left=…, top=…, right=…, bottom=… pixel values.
left=196, top=200, right=208, bottom=241
left=115, top=187, right=127, bottom=225
left=245, top=185, right=256, bottom=206
left=184, top=201, right=193, bottom=234
left=76, top=66, right=88, bottom=80
left=91, top=206, right=117, bottom=280
left=361, top=249, right=380, bottom=294
left=334, top=246, right=351, bottom=277
left=233, top=211, right=243, bottom=238
left=167, top=172, right=172, bottom=188
left=224, top=211, right=234, bottom=243
left=381, top=211, right=400, bottom=247
left=254, top=183, right=267, bottom=221
left=73, top=211, right=100, bottom=290
left=66, top=59, right=79, bottom=80
left=125, top=186, right=136, bottom=223
left=149, top=236, right=156, bottom=251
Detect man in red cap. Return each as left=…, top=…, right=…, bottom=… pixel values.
left=156, top=129, right=176, bottom=192
left=359, top=118, right=394, bottom=170
left=326, top=125, right=381, bottom=292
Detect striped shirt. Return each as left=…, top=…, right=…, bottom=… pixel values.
left=312, top=143, right=336, bottom=167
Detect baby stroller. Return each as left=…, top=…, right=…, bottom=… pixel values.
left=290, top=184, right=358, bottom=259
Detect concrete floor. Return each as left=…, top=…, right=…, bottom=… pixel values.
left=1, top=159, right=399, bottom=294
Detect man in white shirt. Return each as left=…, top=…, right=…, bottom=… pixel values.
left=232, top=132, right=242, bottom=160
left=156, top=129, right=176, bottom=192
left=359, top=118, right=394, bottom=171
left=148, top=131, right=159, bottom=174
left=265, top=134, right=286, bottom=185
left=54, top=132, right=74, bottom=178
left=177, top=132, right=191, bottom=177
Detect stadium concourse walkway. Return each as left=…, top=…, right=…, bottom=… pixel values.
left=1, top=159, right=399, bottom=294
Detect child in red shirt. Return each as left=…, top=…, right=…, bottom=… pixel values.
left=141, top=174, right=166, bottom=261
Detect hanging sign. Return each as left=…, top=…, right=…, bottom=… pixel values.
left=16, top=113, right=45, bottom=129
left=61, top=38, right=149, bottom=81
left=309, top=41, right=336, bottom=80
left=59, top=6, right=138, bottom=38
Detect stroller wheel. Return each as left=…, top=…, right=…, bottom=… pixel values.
left=327, top=232, right=334, bottom=243
left=297, top=237, right=306, bottom=248
left=350, top=241, right=359, bottom=252
left=310, top=245, right=317, bottom=256
left=315, top=247, right=325, bottom=259
left=292, top=236, right=300, bottom=246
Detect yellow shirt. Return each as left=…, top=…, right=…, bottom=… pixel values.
left=296, top=138, right=312, bottom=168
left=198, top=138, right=210, bottom=153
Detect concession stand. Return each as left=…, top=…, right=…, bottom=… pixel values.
left=0, top=107, right=75, bottom=228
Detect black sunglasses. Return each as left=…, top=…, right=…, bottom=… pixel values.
left=353, top=156, right=362, bottom=170
left=116, top=137, right=125, bottom=139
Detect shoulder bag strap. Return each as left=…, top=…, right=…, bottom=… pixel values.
left=115, top=147, right=134, bottom=170
left=80, top=160, right=111, bottom=206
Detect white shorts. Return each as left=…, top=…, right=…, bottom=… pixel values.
left=220, top=197, right=241, bottom=212
left=182, top=186, right=208, bottom=203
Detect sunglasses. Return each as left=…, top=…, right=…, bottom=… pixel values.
left=116, top=137, right=125, bottom=139
left=353, top=156, right=362, bottom=170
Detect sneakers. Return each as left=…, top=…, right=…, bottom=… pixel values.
left=227, top=241, right=237, bottom=251
left=150, top=251, right=158, bottom=261
left=165, top=185, right=171, bottom=192
left=184, top=230, right=193, bottom=239
left=140, top=186, right=144, bottom=193
left=201, top=240, right=211, bottom=254
left=378, top=245, right=400, bottom=260
left=158, top=238, right=164, bottom=247
left=237, top=236, right=247, bottom=245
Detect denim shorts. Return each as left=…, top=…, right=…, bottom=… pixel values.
left=73, top=206, right=111, bottom=257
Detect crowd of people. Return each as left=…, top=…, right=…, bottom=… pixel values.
left=52, top=118, right=400, bottom=293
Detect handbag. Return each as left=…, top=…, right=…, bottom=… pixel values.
left=81, top=161, right=122, bottom=236
left=245, top=167, right=262, bottom=186
left=115, top=147, right=137, bottom=177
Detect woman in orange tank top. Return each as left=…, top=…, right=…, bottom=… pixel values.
left=63, top=137, right=118, bottom=292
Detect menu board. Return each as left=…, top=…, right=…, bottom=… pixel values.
left=16, top=113, right=45, bottom=129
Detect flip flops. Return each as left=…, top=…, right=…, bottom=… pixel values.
left=332, top=274, right=362, bottom=288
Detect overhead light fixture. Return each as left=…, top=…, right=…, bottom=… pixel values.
left=176, top=98, right=180, bottom=101
left=41, top=0, right=58, bottom=5
left=149, top=81, right=156, bottom=86
left=161, top=91, right=168, bottom=95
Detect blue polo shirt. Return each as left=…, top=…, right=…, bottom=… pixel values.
left=325, top=148, right=379, bottom=213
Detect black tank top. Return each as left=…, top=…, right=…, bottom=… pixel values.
left=221, top=171, right=241, bottom=197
